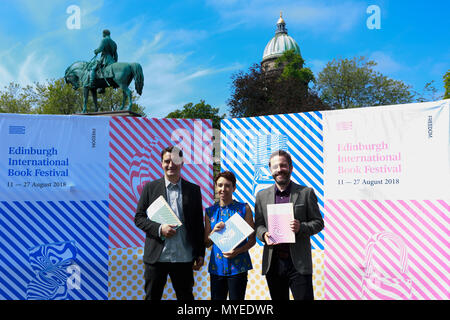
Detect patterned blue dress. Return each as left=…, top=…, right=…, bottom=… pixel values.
left=206, top=201, right=253, bottom=276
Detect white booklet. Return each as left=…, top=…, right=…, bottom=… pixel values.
left=209, top=213, right=254, bottom=253
left=146, top=195, right=182, bottom=227
left=267, top=202, right=295, bottom=243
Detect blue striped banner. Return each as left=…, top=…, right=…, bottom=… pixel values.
left=221, top=111, right=325, bottom=249
left=0, top=200, right=109, bottom=300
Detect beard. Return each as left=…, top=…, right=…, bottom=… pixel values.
left=273, top=170, right=291, bottom=186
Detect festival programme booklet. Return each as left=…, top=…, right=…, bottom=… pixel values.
left=209, top=213, right=254, bottom=253
left=267, top=202, right=295, bottom=243
left=146, top=195, right=182, bottom=228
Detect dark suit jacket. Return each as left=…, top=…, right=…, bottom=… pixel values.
left=134, top=177, right=205, bottom=264
left=254, top=181, right=324, bottom=275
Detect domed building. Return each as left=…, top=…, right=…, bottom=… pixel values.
left=262, top=13, right=301, bottom=72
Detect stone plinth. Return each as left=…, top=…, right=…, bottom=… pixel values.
left=76, top=110, right=142, bottom=117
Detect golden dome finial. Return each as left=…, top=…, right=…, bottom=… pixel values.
left=277, top=11, right=285, bottom=24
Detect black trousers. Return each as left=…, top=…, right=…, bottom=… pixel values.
left=210, top=272, right=248, bottom=300
left=265, top=254, right=314, bottom=300
left=144, top=262, right=194, bottom=300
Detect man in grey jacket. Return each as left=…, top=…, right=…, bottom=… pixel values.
left=254, top=150, right=324, bottom=300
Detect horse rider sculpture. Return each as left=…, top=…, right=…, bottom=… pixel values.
left=65, top=28, right=144, bottom=113
left=88, top=29, right=118, bottom=93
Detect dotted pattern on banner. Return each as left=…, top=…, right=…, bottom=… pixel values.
left=245, top=246, right=325, bottom=300
left=108, top=246, right=324, bottom=300
left=108, top=247, right=145, bottom=300
left=312, top=249, right=325, bottom=300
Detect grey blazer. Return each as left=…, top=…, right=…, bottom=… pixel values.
left=254, top=182, right=324, bottom=275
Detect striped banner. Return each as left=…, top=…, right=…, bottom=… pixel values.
left=221, top=112, right=324, bottom=249
left=325, top=199, right=449, bottom=300
left=108, top=117, right=214, bottom=249
left=0, top=200, right=109, bottom=300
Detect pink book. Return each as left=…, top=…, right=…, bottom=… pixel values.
left=267, top=203, right=295, bottom=244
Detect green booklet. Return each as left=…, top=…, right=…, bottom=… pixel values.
left=146, top=195, right=182, bottom=227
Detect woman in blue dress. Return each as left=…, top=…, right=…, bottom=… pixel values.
left=205, top=171, right=256, bottom=300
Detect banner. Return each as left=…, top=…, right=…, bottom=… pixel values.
left=221, top=100, right=449, bottom=300
left=1, top=100, right=448, bottom=300
left=323, top=100, right=449, bottom=300
left=0, top=114, right=214, bottom=300
left=221, top=110, right=326, bottom=299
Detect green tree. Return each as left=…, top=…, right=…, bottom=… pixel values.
left=0, top=83, right=35, bottom=114
left=444, top=70, right=450, bottom=99
left=228, top=51, right=329, bottom=118
left=276, top=49, right=315, bottom=83
left=315, top=56, right=414, bottom=109
left=34, top=78, right=83, bottom=114
left=414, top=80, right=441, bottom=103
left=166, top=100, right=225, bottom=129
left=0, top=78, right=146, bottom=115
left=36, top=78, right=146, bottom=115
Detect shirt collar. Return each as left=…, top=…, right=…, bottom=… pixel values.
left=165, top=177, right=182, bottom=189
left=274, top=181, right=292, bottom=196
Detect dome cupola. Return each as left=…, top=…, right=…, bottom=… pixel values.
left=262, top=13, right=301, bottom=65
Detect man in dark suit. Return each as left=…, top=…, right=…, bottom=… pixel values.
left=134, top=146, right=205, bottom=300
left=255, top=150, right=324, bottom=300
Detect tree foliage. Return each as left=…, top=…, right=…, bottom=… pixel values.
left=0, top=83, right=35, bottom=114
left=0, top=78, right=146, bottom=115
left=444, top=70, right=450, bottom=100
left=276, top=49, right=315, bottom=83
left=314, top=56, right=414, bottom=109
left=166, top=100, right=225, bottom=129
left=228, top=51, right=329, bottom=118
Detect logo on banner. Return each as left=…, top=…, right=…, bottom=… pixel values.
left=27, top=241, right=80, bottom=300
left=251, top=134, right=288, bottom=194
left=8, top=125, right=26, bottom=134
left=361, top=231, right=413, bottom=300
left=336, top=121, right=353, bottom=131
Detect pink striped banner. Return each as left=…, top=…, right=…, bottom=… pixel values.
left=108, top=117, right=214, bottom=248
left=325, top=199, right=449, bottom=300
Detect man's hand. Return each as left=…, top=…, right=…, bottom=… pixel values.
left=161, top=224, right=177, bottom=238
left=264, top=232, right=275, bottom=245
left=290, top=219, right=300, bottom=234
left=193, top=256, right=204, bottom=270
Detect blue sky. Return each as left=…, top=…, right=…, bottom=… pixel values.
left=0, top=0, right=448, bottom=117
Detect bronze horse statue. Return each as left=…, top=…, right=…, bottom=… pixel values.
left=64, top=60, right=144, bottom=113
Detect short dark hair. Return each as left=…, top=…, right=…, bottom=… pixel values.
left=160, top=146, right=183, bottom=161
left=268, top=149, right=292, bottom=168
left=103, top=29, right=111, bottom=36
left=214, top=171, right=236, bottom=187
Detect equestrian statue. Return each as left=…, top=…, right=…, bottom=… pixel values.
left=64, top=29, right=144, bottom=113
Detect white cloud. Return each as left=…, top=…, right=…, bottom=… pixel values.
left=369, top=51, right=405, bottom=75
left=17, top=52, right=51, bottom=85
left=138, top=52, right=241, bottom=117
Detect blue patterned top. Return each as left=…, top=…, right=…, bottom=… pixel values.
left=206, top=201, right=253, bottom=276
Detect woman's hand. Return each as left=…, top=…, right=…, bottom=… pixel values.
left=222, top=248, right=239, bottom=259
left=211, top=221, right=225, bottom=234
